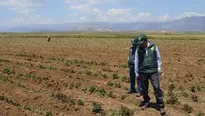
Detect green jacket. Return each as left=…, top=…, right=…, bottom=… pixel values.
left=138, top=42, right=158, bottom=73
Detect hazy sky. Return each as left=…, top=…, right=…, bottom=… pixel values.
left=0, top=0, right=205, bottom=26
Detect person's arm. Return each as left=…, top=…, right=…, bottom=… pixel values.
left=134, top=48, right=139, bottom=77
left=156, top=46, right=162, bottom=73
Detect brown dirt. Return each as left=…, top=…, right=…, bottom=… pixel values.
left=0, top=35, right=205, bottom=116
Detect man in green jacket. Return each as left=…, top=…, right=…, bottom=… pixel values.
left=127, top=38, right=142, bottom=96
left=134, top=34, right=165, bottom=115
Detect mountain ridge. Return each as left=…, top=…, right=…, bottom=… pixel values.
left=3, top=16, right=205, bottom=32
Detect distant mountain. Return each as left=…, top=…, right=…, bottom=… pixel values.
left=160, top=16, right=205, bottom=31
left=5, top=16, right=205, bottom=32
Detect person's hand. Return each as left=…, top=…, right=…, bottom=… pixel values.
left=136, top=73, right=139, bottom=78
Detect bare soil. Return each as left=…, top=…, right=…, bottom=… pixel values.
left=0, top=35, right=205, bottom=116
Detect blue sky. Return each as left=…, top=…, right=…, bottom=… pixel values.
left=0, top=0, right=205, bottom=26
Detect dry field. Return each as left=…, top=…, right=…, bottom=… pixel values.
left=0, top=33, right=205, bottom=116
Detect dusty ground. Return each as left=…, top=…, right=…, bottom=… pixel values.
left=0, top=33, right=205, bottom=116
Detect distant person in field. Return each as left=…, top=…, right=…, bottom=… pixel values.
left=47, top=36, right=51, bottom=42
left=134, top=34, right=165, bottom=115
left=127, top=37, right=142, bottom=97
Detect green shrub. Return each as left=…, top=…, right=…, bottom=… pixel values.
left=191, top=94, right=198, bottom=102
left=77, top=99, right=84, bottom=106
left=114, top=83, right=121, bottom=88
left=37, top=64, right=46, bottom=69
left=120, top=95, right=127, bottom=100
left=46, top=112, right=52, bottom=116
left=197, top=86, right=203, bottom=92
left=182, top=104, right=193, bottom=114
left=75, top=83, right=81, bottom=88
left=168, top=83, right=175, bottom=91
left=98, top=88, right=106, bottom=97
left=166, top=91, right=180, bottom=105
left=108, top=91, right=115, bottom=98
left=53, top=93, right=75, bottom=105
left=107, top=81, right=114, bottom=87
left=2, top=68, right=10, bottom=74
left=24, top=106, right=32, bottom=111
left=191, top=86, right=196, bottom=93
left=0, top=59, right=10, bottom=63
left=110, top=106, right=134, bottom=116
left=0, top=76, right=9, bottom=82
left=99, top=62, right=106, bottom=66
left=121, top=76, right=129, bottom=83
left=197, top=111, right=205, bottom=116
left=0, top=95, right=5, bottom=100
left=92, top=102, right=103, bottom=113
left=85, top=70, right=92, bottom=75
left=180, top=91, right=188, bottom=98
left=54, top=93, right=69, bottom=103
left=101, top=74, right=108, bottom=78
left=113, top=73, right=119, bottom=79
left=5, top=98, right=20, bottom=107
left=88, top=86, right=96, bottom=93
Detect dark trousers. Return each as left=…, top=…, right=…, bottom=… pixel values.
left=139, top=72, right=164, bottom=108
left=129, top=67, right=142, bottom=93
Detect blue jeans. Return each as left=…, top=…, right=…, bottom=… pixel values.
left=129, top=67, right=142, bottom=93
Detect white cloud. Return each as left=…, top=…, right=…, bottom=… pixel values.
left=177, top=12, right=205, bottom=19
left=158, top=15, right=169, bottom=21
left=0, top=0, right=54, bottom=25
left=64, top=0, right=154, bottom=22
left=65, top=0, right=121, bottom=14
left=80, top=16, right=86, bottom=20
left=70, top=4, right=90, bottom=10
left=107, top=8, right=131, bottom=17
left=95, top=11, right=152, bottom=22
left=135, top=13, right=152, bottom=20
left=92, top=8, right=99, bottom=13
left=11, top=15, right=54, bottom=25
left=0, top=0, right=41, bottom=16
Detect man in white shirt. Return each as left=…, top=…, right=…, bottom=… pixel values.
left=134, top=34, right=165, bottom=115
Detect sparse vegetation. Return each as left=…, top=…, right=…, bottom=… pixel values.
left=197, top=111, right=205, bottom=116
left=121, top=76, right=129, bottom=83
left=88, top=86, right=96, bottom=93
left=85, top=70, right=92, bottom=76
left=101, top=74, right=108, bottom=78
left=91, top=102, right=103, bottom=114
left=107, top=81, right=114, bottom=87
left=110, top=106, right=134, bottom=116
left=0, top=59, right=10, bottom=63
left=180, top=91, right=189, bottom=98
left=120, top=95, right=127, bottom=100
left=98, top=88, right=107, bottom=97
left=182, top=104, right=193, bottom=114
left=77, top=99, right=85, bottom=106
left=108, top=91, right=116, bottom=98
left=52, top=93, right=75, bottom=106
left=168, top=83, right=175, bottom=91
left=191, top=86, right=196, bottom=93
left=45, top=112, right=53, bottom=116
left=191, top=94, right=199, bottom=102
left=2, top=68, right=16, bottom=75
left=113, top=73, right=120, bottom=79
left=69, top=83, right=74, bottom=89
left=166, top=89, right=180, bottom=105
left=0, top=76, right=9, bottom=82
left=1, top=33, right=205, bottom=116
